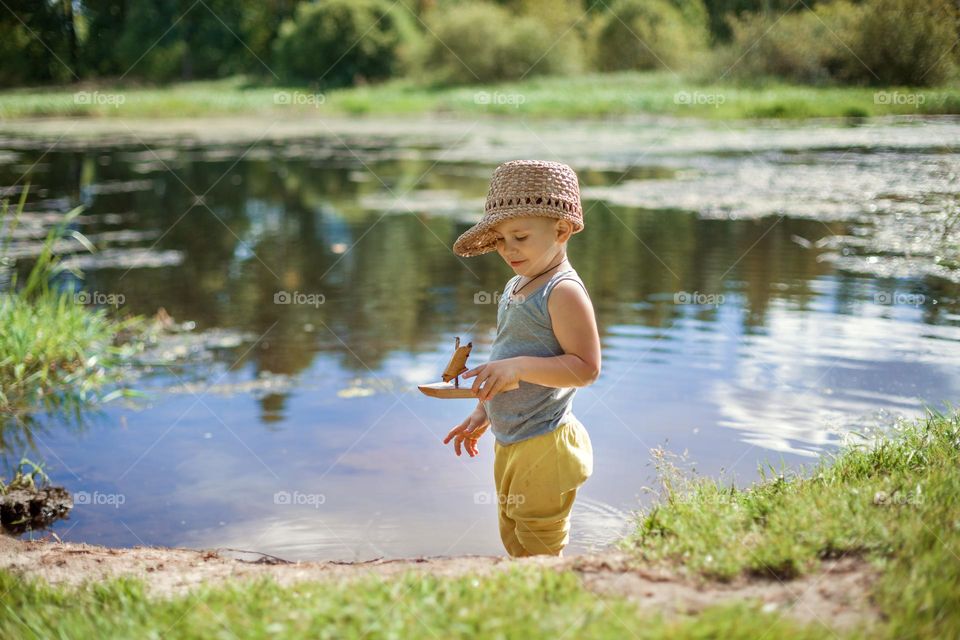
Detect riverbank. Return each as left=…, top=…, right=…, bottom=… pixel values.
left=2, top=409, right=957, bottom=638
left=0, top=537, right=879, bottom=636
left=0, top=72, right=957, bottom=121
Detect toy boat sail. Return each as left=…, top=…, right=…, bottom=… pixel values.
left=417, top=336, right=519, bottom=399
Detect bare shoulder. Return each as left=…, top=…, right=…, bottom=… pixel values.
left=547, top=278, right=596, bottom=329
left=547, top=278, right=601, bottom=375
left=547, top=278, right=592, bottom=311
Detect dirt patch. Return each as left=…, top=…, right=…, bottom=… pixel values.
left=572, top=553, right=882, bottom=632
left=0, top=536, right=882, bottom=632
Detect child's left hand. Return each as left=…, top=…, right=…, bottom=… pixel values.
left=463, top=358, right=522, bottom=401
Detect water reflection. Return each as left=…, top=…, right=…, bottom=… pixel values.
left=2, top=121, right=959, bottom=559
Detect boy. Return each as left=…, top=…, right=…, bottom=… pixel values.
left=443, top=160, right=600, bottom=558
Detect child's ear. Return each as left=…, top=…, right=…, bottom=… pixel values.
left=555, top=219, right=573, bottom=243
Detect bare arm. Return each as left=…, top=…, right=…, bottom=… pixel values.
left=516, top=280, right=601, bottom=388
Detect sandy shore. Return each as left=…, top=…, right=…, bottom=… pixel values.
left=0, top=535, right=881, bottom=631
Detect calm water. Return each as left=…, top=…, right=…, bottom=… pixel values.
left=2, top=115, right=959, bottom=560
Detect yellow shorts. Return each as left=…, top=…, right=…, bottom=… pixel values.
left=493, top=415, right=593, bottom=557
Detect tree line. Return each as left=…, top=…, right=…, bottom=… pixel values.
left=1, top=0, right=957, bottom=87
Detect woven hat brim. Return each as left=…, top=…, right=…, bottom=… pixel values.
left=453, top=208, right=584, bottom=258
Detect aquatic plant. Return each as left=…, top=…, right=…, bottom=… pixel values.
left=0, top=188, right=145, bottom=433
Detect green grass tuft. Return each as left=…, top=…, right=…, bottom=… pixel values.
left=0, top=189, right=145, bottom=425
left=0, top=563, right=837, bottom=639
left=622, top=408, right=960, bottom=637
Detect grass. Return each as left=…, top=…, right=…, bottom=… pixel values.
left=0, top=189, right=145, bottom=426
left=0, top=562, right=833, bottom=639
left=0, top=72, right=958, bottom=121
left=0, top=456, right=50, bottom=494
left=622, top=408, right=960, bottom=638
left=2, top=410, right=959, bottom=637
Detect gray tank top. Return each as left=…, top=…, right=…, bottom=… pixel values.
left=482, top=267, right=588, bottom=445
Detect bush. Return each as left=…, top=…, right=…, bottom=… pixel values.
left=719, top=0, right=959, bottom=86
left=590, top=0, right=709, bottom=72
left=416, top=1, right=579, bottom=85
left=273, top=0, right=411, bottom=88
left=850, top=0, right=959, bottom=86
left=719, top=3, right=859, bottom=84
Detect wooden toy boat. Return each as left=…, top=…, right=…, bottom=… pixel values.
left=417, top=336, right=519, bottom=399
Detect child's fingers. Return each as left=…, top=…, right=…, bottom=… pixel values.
left=444, top=416, right=489, bottom=454
left=443, top=419, right=470, bottom=443
left=479, top=377, right=502, bottom=401
left=475, top=377, right=490, bottom=400
left=470, top=372, right=486, bottom=396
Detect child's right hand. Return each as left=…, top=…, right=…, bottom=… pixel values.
left=442, top=406, right=491, bottom=458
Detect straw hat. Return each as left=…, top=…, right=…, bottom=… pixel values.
left=453, top=160, right=584, bottom=257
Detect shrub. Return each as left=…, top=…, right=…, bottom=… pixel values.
left=273, top=0, right=411, bottom=88
left=719, top=4, right=856, bottom=84
left=717, top=11, right=834, bottom=83
left=590, top=0, right=709, bottom=72
left=850, top=0, right=959, bottom=86
left=416, top=1, right=579, bottom=85
left=719, top=0, right=959, bottom=86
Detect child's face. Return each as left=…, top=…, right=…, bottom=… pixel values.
left=491, top=216, right=570, bottom=275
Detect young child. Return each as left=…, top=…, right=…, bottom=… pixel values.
left=442, top=159, right=600, bottom=558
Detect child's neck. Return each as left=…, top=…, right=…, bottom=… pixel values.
left=513, top=255, right=570, bottom=296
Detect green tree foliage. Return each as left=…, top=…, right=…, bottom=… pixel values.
left=0, top=0, right=77, bottom=85
left=590, top=0, right=709, bottom=72
left=719, top=3, right=855, bottom=84
left=700, top=0, right=821, bottom=43
left=416, top=0, right=580, bottom=85
left=852, top=0, right=959, bottom=86
left=80, top=0, right=128, bottom=78
left=0, top=0, right=956, bottom=88
left=77, top=0, right=254, bottom=81
left=117, top=0, right=250, bottom=81
left=272, top=0, right=411, bottom=87
left=236, top=1, right=300, bottom=76
left=721, top=0, right=959, bottom=87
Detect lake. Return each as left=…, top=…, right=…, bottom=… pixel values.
left=1, top=114, right=959, bottom=560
